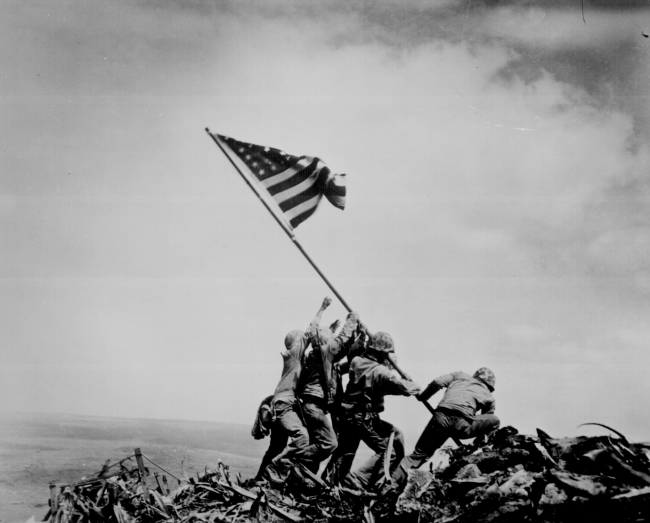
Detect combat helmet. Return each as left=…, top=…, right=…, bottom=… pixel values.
left=284, top=329, right=304, bottom=350
left=473, top=367, right=496, bottom=391
left=368, top=332, right=395, bottom=353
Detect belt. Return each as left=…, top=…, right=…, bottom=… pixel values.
left=437, top=407, right=475, bottom=421
left=301, top=395, right=328, bottom=410
left=340, top=402, right=382, bottom=414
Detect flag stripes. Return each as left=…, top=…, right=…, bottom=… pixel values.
left=267, top=158, right=320, bottom=199
left=212, top=133, right=346, bottom=229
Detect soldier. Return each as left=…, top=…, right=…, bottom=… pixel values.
left=260, top=297, right=332, bottom=482
left=298, top=310, right=359, bottom=473
left=391, top=367, right=500, bottom=486
left=324, top=331, right=421, bottom=491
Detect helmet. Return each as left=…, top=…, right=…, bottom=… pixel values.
left=473, top=367, right=496, bottom=391
left=368, top=332, right=395, bottom=353
left=284, top=329, right=304, bottom=350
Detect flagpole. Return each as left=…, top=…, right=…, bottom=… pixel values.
left=206, top=129, right=443, bottom=423
left=290, top=236, right=352, bottom=312
left=206, top=128, right=353, bottom=312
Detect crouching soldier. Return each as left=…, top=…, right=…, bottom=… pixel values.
left=258, top=297, right=332, bottom=483
left=391, top=367, right=500, bottom=486
left=324, top=331, right=421, bottom=491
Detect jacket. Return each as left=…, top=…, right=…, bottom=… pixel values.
left=419, top=371, right=495, bottom=420
left=300, top=315, right=357, bottom=405
left=342, top=355, right=421, bottom=413
left=272, top=318, right=320, bottom=405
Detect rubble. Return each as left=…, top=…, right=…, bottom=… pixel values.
left=41, top=425, right=650, bottom=522
left=392, top=425, right=650, bottom=522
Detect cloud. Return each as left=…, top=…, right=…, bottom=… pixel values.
left=588, top=227, right=650, bottom=272
left=615, top=325, right=650, bottom=348
left=3, top=0, right=650, bottom=439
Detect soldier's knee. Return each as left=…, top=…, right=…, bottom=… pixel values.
left=292, top=427, right=310, bottom=446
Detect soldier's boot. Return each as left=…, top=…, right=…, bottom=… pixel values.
left=264, top=458, right=292, bottom=485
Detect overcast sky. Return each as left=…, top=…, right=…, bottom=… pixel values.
left=2, top=0, right=650, bottom=447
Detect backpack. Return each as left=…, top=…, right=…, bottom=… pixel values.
left=251, top=395, right=275, bottom=440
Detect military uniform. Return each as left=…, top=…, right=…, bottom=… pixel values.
left=392, top=370, right=500, bottom=484
left=298, top=313, right=358, bottom=472
left=258, top=321, right=320, bottom=481
left=325, top=352, right=421, bottom=490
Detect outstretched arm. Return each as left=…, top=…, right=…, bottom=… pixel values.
left=376, top=368, right=422, bottom=397
left=308, top=296, right=332, bottom=330
left=417, top=371, right=461, bottom=402
left=329, top=311, right=359, bottom=358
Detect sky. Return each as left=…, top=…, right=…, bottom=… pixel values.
left=1, top=0, right=650, bottom=449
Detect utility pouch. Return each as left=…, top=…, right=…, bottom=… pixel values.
left=252, top=395, right=275, bottom=440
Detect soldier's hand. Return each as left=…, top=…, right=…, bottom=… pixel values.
left=322, top=296, right=333, bottom=309
left=347, top=311, right=360, bottom=323
left=329, top=319, right=341, bottom=332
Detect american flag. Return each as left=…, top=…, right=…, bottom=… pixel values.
left=211, top=133, right=346, bottom=229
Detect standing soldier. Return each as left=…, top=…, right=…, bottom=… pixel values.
left=259, top=297, right=332, bottom=482
left=298, top=310, right=359, bottom=473
left=390, top=367, right=500, bottom=486
left=324, top=331, right=421, bottom=491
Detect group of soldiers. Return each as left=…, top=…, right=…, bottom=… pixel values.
left=251, top=297, right=501, bottom=494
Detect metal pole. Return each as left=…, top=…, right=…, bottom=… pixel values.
left=387, top=361, right=463, bottom=447
left=388, top=353, right=437, bottom=415
left=291, top=236, right=352, bottom=311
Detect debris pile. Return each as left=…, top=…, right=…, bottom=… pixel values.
left=43, top=459, right=309, bottom=523
left=43, top=424, right=650, bottom=523
left=390, top=424, right=650, bottom=522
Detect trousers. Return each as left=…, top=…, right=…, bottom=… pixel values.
left=392, top=409, right=500, bottom=484
left=256, top=398, right=339, bottom=479
left=301, top=399, right=338, bottom=472
left=324, top=411, right=404, bottom=490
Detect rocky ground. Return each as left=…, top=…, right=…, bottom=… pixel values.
left=41, top=424, right=650, bottom=522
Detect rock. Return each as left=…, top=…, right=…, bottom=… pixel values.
left=538, top=483, right=568, bottom=505
left=454, top=464, right=482, bottom=480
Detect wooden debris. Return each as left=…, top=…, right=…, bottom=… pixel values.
left=39, top=424, right=650, bottom=523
